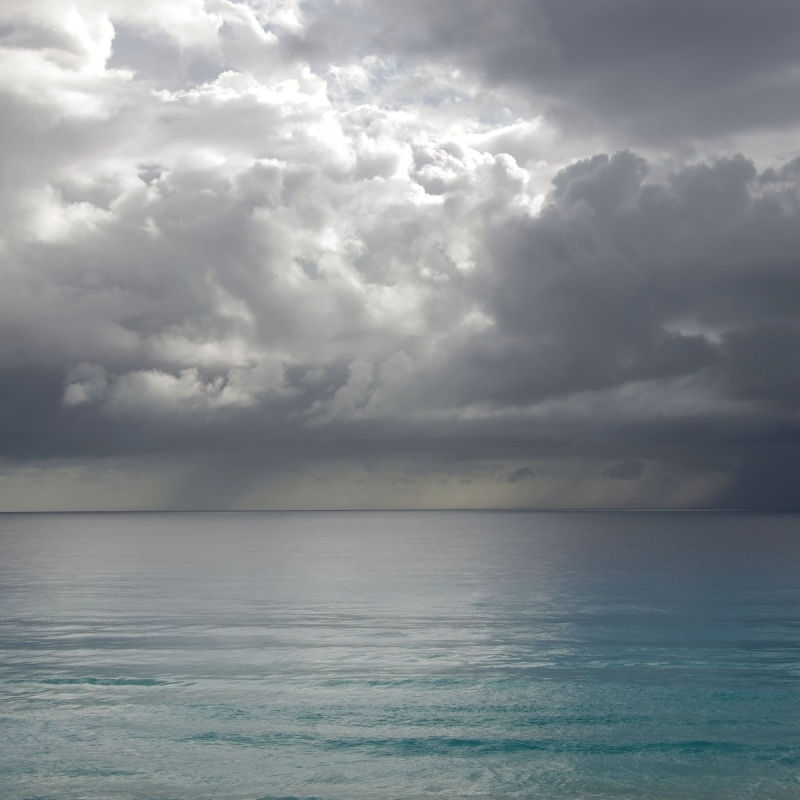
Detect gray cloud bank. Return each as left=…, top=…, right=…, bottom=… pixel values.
left=294, top=0, right=800, bottom=145
left=1, top=1, right=800, bottom=509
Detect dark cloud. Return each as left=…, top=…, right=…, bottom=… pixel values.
left=508, top=467, right=536, bottom=483
left=307, top=0, right=800, bottom=143
left=716, top=444, right=800, bottom=511
left=603, top=461, right=645, bottom=481
left=422, top=152, right=800, bottom=419
left=4, top=147, right=800, bottom=507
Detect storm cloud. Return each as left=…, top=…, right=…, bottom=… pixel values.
left=1, top=1, right=800, bottom=509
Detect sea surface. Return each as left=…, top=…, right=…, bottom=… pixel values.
left=1, top=510, right=799, bottom=799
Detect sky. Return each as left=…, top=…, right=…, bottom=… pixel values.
left=2, top=0, right=800, bottom=510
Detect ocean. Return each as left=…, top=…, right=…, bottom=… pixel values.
left=1, top=510, right=799, bottom=799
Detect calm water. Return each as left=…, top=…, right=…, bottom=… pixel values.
left=1, top=510, right=799, bottom=799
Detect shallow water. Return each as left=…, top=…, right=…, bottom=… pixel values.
left=1, top=510, right=799, bottom=799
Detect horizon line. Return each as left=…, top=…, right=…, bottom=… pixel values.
left=0, top=506, right=796, bottom=514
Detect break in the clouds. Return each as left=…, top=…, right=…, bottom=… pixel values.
left=2, top=1, right=800, bottom=509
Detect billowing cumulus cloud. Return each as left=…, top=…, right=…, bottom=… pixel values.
left=1, top=1, right=800, bottom=509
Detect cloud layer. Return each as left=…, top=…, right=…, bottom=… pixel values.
left=2, top=1, right=800, bottom=509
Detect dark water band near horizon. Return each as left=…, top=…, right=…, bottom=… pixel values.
left=1, top=510, right=799, bottom=799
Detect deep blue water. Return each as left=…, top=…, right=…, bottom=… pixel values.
left=1, top=510, right=799, bottom=799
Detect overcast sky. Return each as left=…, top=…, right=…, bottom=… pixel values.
left=2, top=0, right=800, bottom=510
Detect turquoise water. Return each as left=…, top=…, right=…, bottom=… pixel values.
left=1, top=510, right=799, bottom=799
